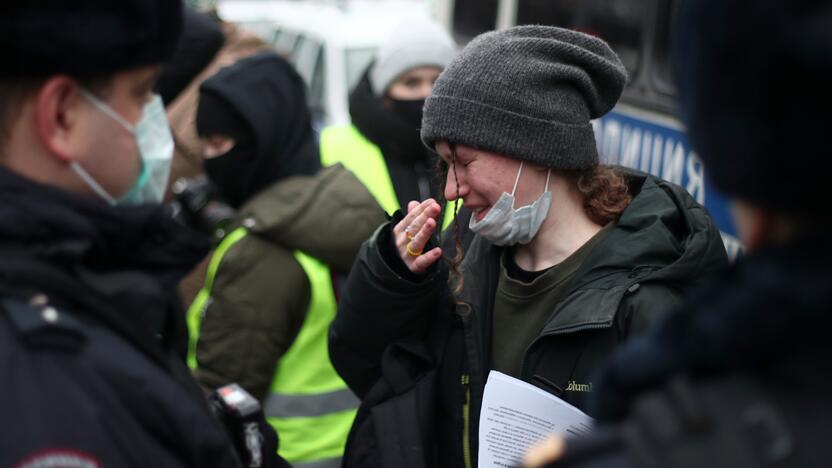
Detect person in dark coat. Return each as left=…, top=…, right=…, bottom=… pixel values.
left=328, top=25, right=729, bottom=468
left=0, top=2, right=283, bottom=466
left=523, top=0, right=832, bottom=467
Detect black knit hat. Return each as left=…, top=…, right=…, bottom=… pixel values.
left=674, top=0, right=832, bottom=214
left=421, top=25, right=627, bottom=170
left=157, top=8, right=225, bottom=105
left=0, top=0, right=184, bottom=78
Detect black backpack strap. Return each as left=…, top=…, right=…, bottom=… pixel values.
left=621, top=375, right=808, bottom=468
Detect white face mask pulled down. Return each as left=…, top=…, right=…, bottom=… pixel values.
left=70, top=90, right=174, bottom=206
left=468, top=162, right=552, bottom=246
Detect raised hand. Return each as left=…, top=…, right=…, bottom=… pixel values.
left=393, top=198, right=444, bottom=274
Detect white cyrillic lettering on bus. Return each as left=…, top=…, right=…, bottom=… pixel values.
left=686, top=151, right=705, bottom=205
left=651, top=134, right=663, bottom=177
left=662, top=139, right=685, bottom=185
left=620, top=125, right=641, bottom=169
left=602, top=119, right=621, bottom=165
left=640, top=130, right=653, bottom=173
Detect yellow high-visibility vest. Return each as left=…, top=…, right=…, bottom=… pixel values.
left=320, top=124, right=457, bottom=229
left=188, top=228, right=356, bottom=468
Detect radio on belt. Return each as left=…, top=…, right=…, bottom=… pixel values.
left=216, top=383, right=260, bottom=418
left=209, top=383, right=267, bottom=468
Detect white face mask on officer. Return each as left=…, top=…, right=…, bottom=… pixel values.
left=70, top=90, right=174, bottom=206
left=468, top=161, right=552, bottom=246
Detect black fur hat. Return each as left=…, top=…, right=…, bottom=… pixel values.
left=0, top=0, right=184, bottom=78
left=674, top=0, right=832, bottom=214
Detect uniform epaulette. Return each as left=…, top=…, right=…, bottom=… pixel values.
left=0, top=294, right=86, bottom=353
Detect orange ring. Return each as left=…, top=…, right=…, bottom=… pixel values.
left=406, top=242, right=423, bottom=257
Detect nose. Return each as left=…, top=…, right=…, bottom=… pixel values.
left=418, top=81, right=434, bottom=100
left=444, top=165, right=467, bottom=201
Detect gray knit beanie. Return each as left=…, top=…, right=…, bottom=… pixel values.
left=369, top=19, right=457, bottom=96
left=421, top=25, right=627, bottom=170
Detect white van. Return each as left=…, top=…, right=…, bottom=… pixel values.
left=217, top=0, right=431, bottom=128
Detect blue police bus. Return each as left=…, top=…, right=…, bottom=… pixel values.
left=431, top=0, right=742, bottom=259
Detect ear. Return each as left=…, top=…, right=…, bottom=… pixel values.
left=34, top=76, right=87, bottom=163
left=731, top=200, right=772, bottom=253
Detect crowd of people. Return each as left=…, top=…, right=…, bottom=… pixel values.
left=0, top=0, right=829, bottom=467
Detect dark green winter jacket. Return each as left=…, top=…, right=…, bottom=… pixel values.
left=194, top=164, right=386, bottom=400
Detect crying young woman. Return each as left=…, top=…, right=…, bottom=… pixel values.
left=328, top=25, right=729, bottom=468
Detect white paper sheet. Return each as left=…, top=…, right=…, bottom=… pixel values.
left=478, top=371, right=594, bottom=468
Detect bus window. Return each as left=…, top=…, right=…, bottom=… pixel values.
left=516, top=0, right=644, bottom=78
left=651, top=0, right=676, bottom=95
left=453, top=0, right=498, bottom=44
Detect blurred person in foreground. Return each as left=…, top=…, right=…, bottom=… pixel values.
left=524, top=0, right=832, bottom=467
left=0, top=2, right=286, bottom=466
left=187, top=52, right=385, bottom=468
left=329, top=25, right=728, bottom=468
left=320, top=18, right=465, bottom=229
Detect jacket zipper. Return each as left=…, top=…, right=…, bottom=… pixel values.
left=461, top=373, right=472, bottom=468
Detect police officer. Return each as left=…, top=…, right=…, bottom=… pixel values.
left=0, top=2, right=283, bottom=466
left=524, top=0, right=832, bottom=466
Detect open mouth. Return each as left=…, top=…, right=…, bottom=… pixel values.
left=471, top=206, right=490, bottom=222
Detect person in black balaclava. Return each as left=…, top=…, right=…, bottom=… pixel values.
left=189, top=51, right=386, bottom=467
left=319, top=18, right=463, bottom=228
left=196, top=53, right=320, bottom=208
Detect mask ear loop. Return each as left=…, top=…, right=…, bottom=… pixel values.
left=509, top=161, right=525, bottom=209
left=69, top=162, right=117, bottom=205
left=544, top=168, right=552, bottom=192
left=79, top=88, right=135, bottom=133
left=510, top=161, right=524, bottom=195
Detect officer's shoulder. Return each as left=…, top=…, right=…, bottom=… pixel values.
left=0, top=294, right=87, bottom=354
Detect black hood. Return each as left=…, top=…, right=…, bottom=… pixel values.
left=0, top=166, right=208, bottom=361
left=197, top=52, right=320, bottom=207
left=590, top=233, right=832, bottom=421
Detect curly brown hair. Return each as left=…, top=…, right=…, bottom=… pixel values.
left=575, top=165, right=632, bottom=226
left=440, top=145, right=466, bottom=297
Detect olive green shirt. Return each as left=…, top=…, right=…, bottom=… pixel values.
left=490, top=223, right=614, bottom=378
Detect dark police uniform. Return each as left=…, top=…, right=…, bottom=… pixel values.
left=0, top=167, right=244, bottom=467
left=0, top=2, right=274, bottom=466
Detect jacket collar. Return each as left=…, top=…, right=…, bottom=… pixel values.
left=0, top=166, right=209, bottom=359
